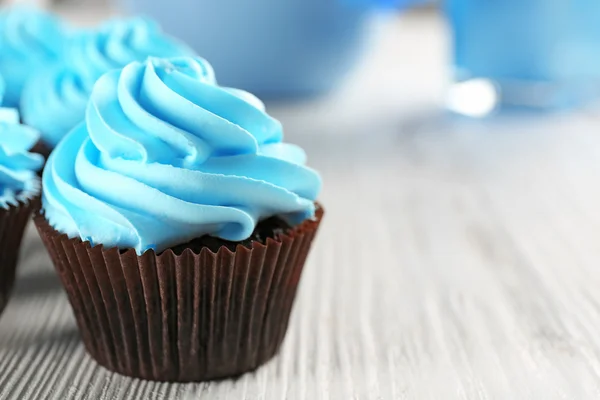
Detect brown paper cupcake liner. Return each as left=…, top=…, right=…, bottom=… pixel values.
left=0, top=197, right=39, bottom=316
left=31, top=140, right=52, bottom=161
left=34, top=207, right=323, bottom=382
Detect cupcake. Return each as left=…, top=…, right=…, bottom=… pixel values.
left=0, top=7, right=68, bottom=108
left=21, top=17, right=194, bottom=156
left=0, top=108, right=44, bottom=315
left=34, top=56, right=323, bottom=381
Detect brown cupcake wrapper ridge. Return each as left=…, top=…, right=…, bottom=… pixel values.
left=34, top=207, right=323, bottom=382
left=0, top=197, right=39, bottom=316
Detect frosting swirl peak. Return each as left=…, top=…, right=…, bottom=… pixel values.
left=43, top=57, right=321, bottom=254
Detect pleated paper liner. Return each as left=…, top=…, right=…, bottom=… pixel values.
left=34, top=207, right=323, bottom=382
left=0, top=197, right=39, bottom=316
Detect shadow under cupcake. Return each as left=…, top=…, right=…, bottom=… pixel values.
left=34, top=56, right=323, bottom=382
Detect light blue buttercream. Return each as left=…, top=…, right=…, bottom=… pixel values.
left=0, top=7, right=67, bottom=107
left=42, top=57, right=321, bottom=254
left=0, top=74, right=5, bottom=105
left=0, top=108, right=43, bottom=208
left=21, top=17, right=195, bottom=148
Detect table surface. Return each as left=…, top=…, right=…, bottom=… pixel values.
left=2, top=10, right=600, bottom=400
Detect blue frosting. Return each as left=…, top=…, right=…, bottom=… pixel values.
left=21, top=17, right=195, bottom=148
left=0, top=7, right=67, bottom=107
left=0, top=74, right=5, bottom=105
left=42, top=57, right=322, bottom=254
left=21, top=66, right=88, bottom=148
left=0, top=108, right=43, bottom=208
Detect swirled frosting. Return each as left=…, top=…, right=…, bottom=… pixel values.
left=0, top=74, right=5, bottom=105
left=42, top=57, right=322, bottom=254
left=21, top=66, right=88, bottom=149
left=0, top=7, right=67, bottom=107
left=21, top=17, right=195, bottom=148
left=0, top=108, right=43, bottom=208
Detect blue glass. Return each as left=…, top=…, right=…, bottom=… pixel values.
left=446, top=0, right=600, bottom=115
left=122, top=0, right=373, bottom=98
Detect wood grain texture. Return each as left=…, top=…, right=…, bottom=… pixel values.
left=1, top=11, right=599, bottom=400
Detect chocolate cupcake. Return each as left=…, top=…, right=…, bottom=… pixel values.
left=0, top=108, right=44, bottom=315
left=21, top=17, right=195, bottom=157
left=34, top=57, right=323, bottom=381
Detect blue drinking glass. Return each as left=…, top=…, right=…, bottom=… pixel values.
left=122, top=0, right=375, bottom=98
left=445, top=0, right=600, bottom=116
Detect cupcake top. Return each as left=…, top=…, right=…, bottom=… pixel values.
left=21, top=17, right=195, bottom=148
left=0, top=7, right=68, bottom=107
left=0, top=109, right=44, bottom=208
left=42, top=57, right=321, bottom=254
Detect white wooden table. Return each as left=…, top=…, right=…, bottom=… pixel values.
left=2, top=10, right=600, bottom=399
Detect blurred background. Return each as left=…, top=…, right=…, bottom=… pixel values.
left=3, top=0, right=600, bottom=398
left=14, top=0, right=599, bottom=114
left=7, top=0, right=600, bottom=115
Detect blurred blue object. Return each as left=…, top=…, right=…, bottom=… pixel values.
left=341, top=0, right=426, bottom=7
left=123, top=0, right=379, bottom=98
left=445, top=0, right=600, bottom=116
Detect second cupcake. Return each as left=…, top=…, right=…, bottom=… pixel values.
left=0, top=108, right=44, bottom=315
